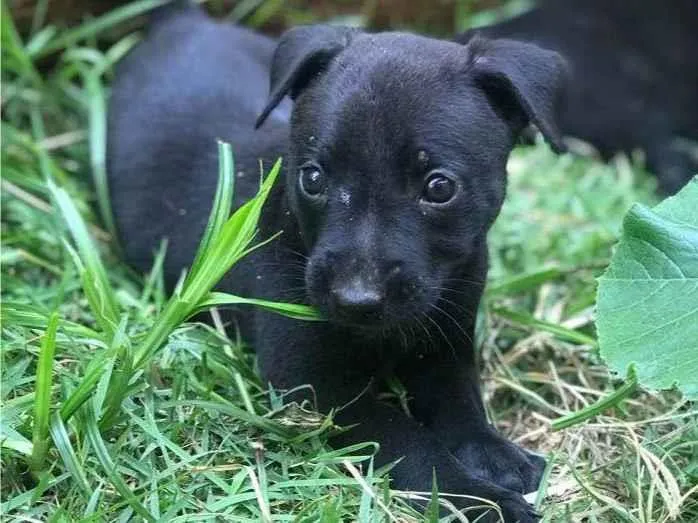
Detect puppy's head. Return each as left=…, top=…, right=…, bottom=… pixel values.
left=257, top=27, right=567, bottom=329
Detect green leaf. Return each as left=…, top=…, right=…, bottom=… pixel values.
left=596, top=176, right=698, bottom=399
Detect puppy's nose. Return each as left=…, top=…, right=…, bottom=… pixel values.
left=331, top=282, right=384, bottom=321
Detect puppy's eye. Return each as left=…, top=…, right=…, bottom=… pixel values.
left=421, top=171, right=457, bottom=204
left=299, top=163, right=326, bottom=198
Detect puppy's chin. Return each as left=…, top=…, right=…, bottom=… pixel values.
left=328, top=315, right=387, bottom=332
left=326, top=314, right=416, bottom=336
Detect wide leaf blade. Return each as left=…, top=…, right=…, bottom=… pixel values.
left=596, top=176, right=698, bottom=399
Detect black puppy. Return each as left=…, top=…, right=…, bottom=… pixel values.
left=108, top=4, right=567, bottom=521
left=458, top=0, right=698, bottom=195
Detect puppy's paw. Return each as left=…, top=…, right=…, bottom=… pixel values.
left=454, top=431, right=545, bottom=494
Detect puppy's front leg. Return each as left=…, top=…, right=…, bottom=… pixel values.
left=333, top=396, right=539, bottom=522
left=402, top=353, right=546, bottom=495
left=255, top=316, right=538, bottom=522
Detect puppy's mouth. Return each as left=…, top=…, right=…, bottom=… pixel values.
left=326, top=313, right=412, bottom=337
left=327, top=308, right=387, bottom=330
left=319, top=294, right=427, bottom=333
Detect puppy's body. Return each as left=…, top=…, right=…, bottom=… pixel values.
left=109, top=5, right=567, bottom=521
left=108, top=6, right=289, bottom=292
left=458, top=0, right=698, bottom=194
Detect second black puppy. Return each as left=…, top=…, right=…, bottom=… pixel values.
left=458, top=0, right=698, bottom=195
left=108, top=5, right=567, bottom=521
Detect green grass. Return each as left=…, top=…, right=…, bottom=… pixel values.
left=2, top=2, right=697, bottom=522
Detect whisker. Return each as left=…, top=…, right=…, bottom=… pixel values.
left=429, top=303, right=473, bottom=349
left=440, top=276, right=487, bottom=287
left=413, top=312, right=433, bottom=349
left=423, top=312, right=456, bottom=360
left=434, top=295, right=476, bottom=321
left=252, top=261, right=307, bottom=271
left=281, top=247, right=310, bottom=262
left=397, top=324, right=408, bottom=351
left=428, top=286, right=474, bottom=296
left=274, top=287, right=310, bottom=301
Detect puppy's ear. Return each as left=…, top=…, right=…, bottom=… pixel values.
left=256, top=25, right=357, bottom=129
left=467, top=36, right=569, bottom=153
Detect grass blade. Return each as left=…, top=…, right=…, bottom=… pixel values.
left=1, top=425, right=33, bottom=456
left=30, top=312, right=59, bottom=473
left=134, top=155, right=282, bottom=368
left=183, top=158, right=282, bottom=299
left=49, top=412, right=91, bottom=499
left=26, top=26, right=56, bottom=58
left=492, top=306, right=598, bottom=347
left=98, top=316, right=134, bottom=430
left=187, top=141, right=235, bottom=283
left=1, top=1, right=42, bottom=84
left=195, top=292, right=323, bottom=321
left=162, top=400, right=293, bottom=438
left=82, top=407, right=156, bottom=522
left=552, top=367, right=638, bottom=430
left=358, top=458, right=375, bottom=522
left=84, top=72, right=118, bottom=241
left=60, top=351, right=110, bottom=422
left=486, top=266, right=565, bottom=297
left=49, top=181, right=120, bottom=334
left=2, top=302, right=101, bottom=339
left=35, top=0, right=170, bottom=58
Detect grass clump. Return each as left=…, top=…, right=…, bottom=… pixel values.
left=2, top=3, right=697, bottom=522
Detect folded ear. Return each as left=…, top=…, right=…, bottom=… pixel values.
left=467, top=36, right=569, bottom=153
left=256, top=25, right=357, bottom=129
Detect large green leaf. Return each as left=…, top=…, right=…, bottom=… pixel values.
left=596, top=176, right=698, bottom=399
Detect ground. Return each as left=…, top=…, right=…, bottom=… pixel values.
left=2, top=2, right=697, bottom=522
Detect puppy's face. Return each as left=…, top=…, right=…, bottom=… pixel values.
left=258, top=29, right=567, bottom=328
left=289, top=36, right=512, bottom=327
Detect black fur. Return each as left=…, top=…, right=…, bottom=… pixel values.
left=108, top=5, right=568, bottom=521
left=457, top=0, right=698, bottom=195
